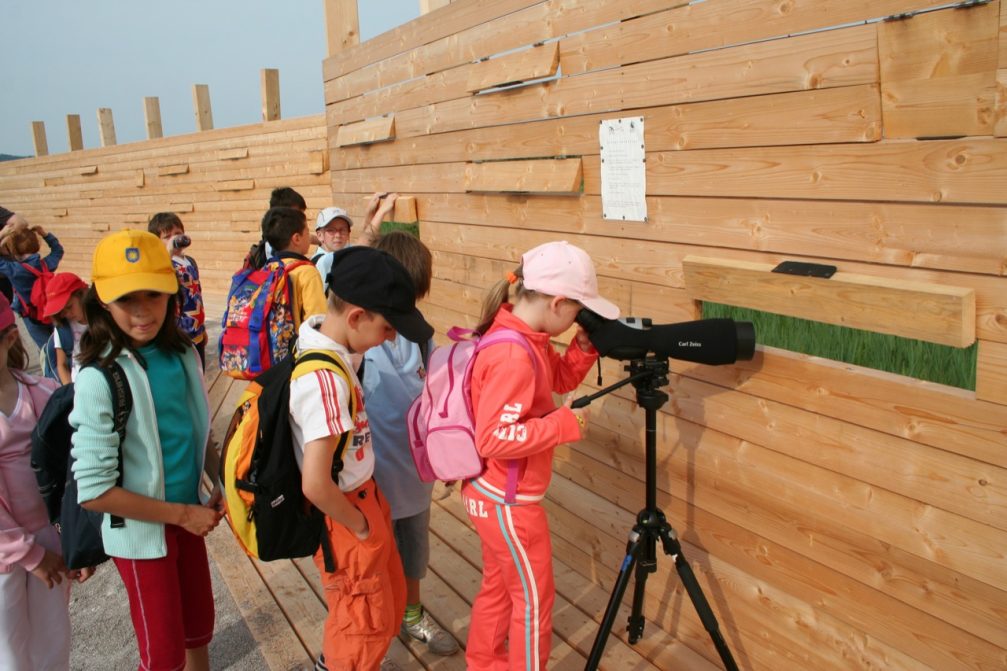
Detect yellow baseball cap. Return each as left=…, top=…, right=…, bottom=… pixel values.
left=92, top=229, right=178, bottom=303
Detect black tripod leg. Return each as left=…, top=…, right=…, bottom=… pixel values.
left=627, top=531, right=657, bottom=643
left=660, top=528, right=739, bottom=671
left=585, top=531, right=642, bottom=671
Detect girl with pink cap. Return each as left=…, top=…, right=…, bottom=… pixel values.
left=462, top=241, right=619, bottom=670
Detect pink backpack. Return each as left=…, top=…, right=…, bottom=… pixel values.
left=407, top=326, right=535, bottom=504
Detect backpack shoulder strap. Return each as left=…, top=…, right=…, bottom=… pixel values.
left=89, top=362, right=133, bottom=529
left=292, top=350, right=357, bottom=481
left=471, top=328, right=538, bottom=504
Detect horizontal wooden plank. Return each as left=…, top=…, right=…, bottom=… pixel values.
left=326, top=3, right=553, bottom=103
left=214, top=179, right=255, bottom=192
left=329, top=85, right=883, bottom=169
left=158, top=163, right=189, bottom=176
left=582, top=139, right=1007, bottom=205
left=466, top=41, right=559, bottom=91
left=682, top=255, right=976, bottom=347
left=383, top=23, right=878, bottom=139
left=464, top=158, right=582, bottom=193
left=321, top=0, right=544, bottom=81
left=560, top=0, right=936, bottom=76
left=977, top=339, right=1007, bottom=405
left=879, top=2, right=1000, bottom=138
left=335, top=116, right=395, bottom=146
left=0, top=114, right=325, bottom=173
left=553, top=431, right=1007, bottom=663
left=218, top=147, right=249, bottom=160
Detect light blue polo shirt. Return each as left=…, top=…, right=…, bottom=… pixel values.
left=362, top=333, right=434, bottom=519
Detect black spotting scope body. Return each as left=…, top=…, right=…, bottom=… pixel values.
left=575, top=309, right=756, bottom=364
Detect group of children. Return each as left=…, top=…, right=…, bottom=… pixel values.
left=0, top=187, right=619, bottom=671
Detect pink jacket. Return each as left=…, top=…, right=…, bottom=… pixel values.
left=0, top=371, right=58, bottom=573
left=470, top=304, right=598, bottom=502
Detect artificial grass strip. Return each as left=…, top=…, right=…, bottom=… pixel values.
left=702, top=303, right=977, bottom=391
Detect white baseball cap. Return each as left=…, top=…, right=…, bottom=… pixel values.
left=315, top=207, right=353, bottom=231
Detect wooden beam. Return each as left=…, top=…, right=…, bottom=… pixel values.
left=324, top=0, right=359, bottom=56
left=192, top=84, right=214, bottom=131
left=31, top=121, right=48, bottom=157
left=65, top=115, right=83, bottom=152
left=467, top=42, right=559, bottom=92
left=682, top=255, right=976, bottom=347
left=215, top=179, right=255, bottom=191
left=335, top=116, right=395, bottom=146
left=260, top=68, right=281, bottom=122
left=879, top=2, right=1000, bottom=138
left=97, top=108, right=117, bottom=147
left=977, top=340, right=1007, bottom=405
left=464, top=158, right=582, bottom=193
left=157, top=163, right=189, bottom=176
left=144, top=96, right=163, bottom=140
left=419, top=0, right=451, bottom=14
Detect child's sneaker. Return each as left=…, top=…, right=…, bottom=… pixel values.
left=402, top=609, right=460, bottom=656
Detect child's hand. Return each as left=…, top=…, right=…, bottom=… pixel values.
left=564, top=394, right=590, bottom=437
left=179, top=503, right=223, bottom=537
left=365, top=192, right=386, bottom=221
left=30, top=225, right=47, bottom=237
left=30, top=550, right=67, bottom=589
left=376, top=192, right=398, bottom=216
left=205, top=485, right=225, bottom=514
left=68, top=566, right=97, bottom=583
left=574, top=325, right=593, bottom=351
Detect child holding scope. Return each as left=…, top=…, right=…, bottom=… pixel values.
left=461, top=240, right=619, bottom=670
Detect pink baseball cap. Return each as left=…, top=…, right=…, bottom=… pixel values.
left=0, top=294, right=14, bottom=332
left=522, top=241, right=620, bottom=319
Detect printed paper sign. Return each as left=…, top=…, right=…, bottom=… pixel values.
left=599, top=116, right=647, bottom=222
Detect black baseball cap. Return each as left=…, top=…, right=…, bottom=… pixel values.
left=327, top=246, right=434, bottom=343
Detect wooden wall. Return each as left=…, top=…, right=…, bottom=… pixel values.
left=0, top=115, right=331, bottom=307
left=323, top=1, right=1007, bottom=670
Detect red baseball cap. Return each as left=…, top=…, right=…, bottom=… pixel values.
left=44, top=273, right=88, bottom=317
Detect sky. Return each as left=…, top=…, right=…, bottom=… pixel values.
left=0, top=0, right=419, bottom=156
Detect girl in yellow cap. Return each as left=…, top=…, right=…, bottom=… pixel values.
left=68, top=230, right=223, bottom=671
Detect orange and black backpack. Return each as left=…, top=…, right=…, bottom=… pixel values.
left=220, top=348, right=357, bottom=569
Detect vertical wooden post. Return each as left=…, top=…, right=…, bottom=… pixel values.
left=324, top=0, right=359, bottom=56
left=192, top=84, right=214, bottom=131
left=31, top=121, right=49, bottom=156
left=97, top=108, right=117, bottom=147
left=144, top=97, right=164, bottom=139
left=66, top=115, right=83, bottom=151
left=419, top=0, right=451, bottom=13
left=261, top=68, right=281, bottom=122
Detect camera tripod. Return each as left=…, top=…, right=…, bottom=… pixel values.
left=574, top=358, right=738, bottom=671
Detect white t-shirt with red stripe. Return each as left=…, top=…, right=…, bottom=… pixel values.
left=289, top=316, right=373, bottom=492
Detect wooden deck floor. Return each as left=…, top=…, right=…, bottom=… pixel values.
left=203, top=363, right=716, bottom=671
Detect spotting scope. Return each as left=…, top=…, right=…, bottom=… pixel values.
left=575, top=309, right=756, bottom=364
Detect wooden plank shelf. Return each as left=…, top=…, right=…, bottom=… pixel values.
left=464, top=158, right=582, bottom=194
left=335, top=116, right=396, bottom=146
left=682, top=255, right=976, bottom=347
left=466, top=42, right=559, bottom=92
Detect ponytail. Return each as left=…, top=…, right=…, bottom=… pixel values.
left=476, top=264, right=527, bottom=335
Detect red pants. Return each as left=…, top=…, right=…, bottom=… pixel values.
left=314, top=479, right=406, bottom=671
left=113, top=526, right=214, bottom=671
left=463, top=482, right=555, bottom=671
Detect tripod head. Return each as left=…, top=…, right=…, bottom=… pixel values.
left=571, top=356, right=670, bottom=410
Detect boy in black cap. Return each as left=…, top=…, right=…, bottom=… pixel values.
left=288, top=246, right=432, bottom=671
